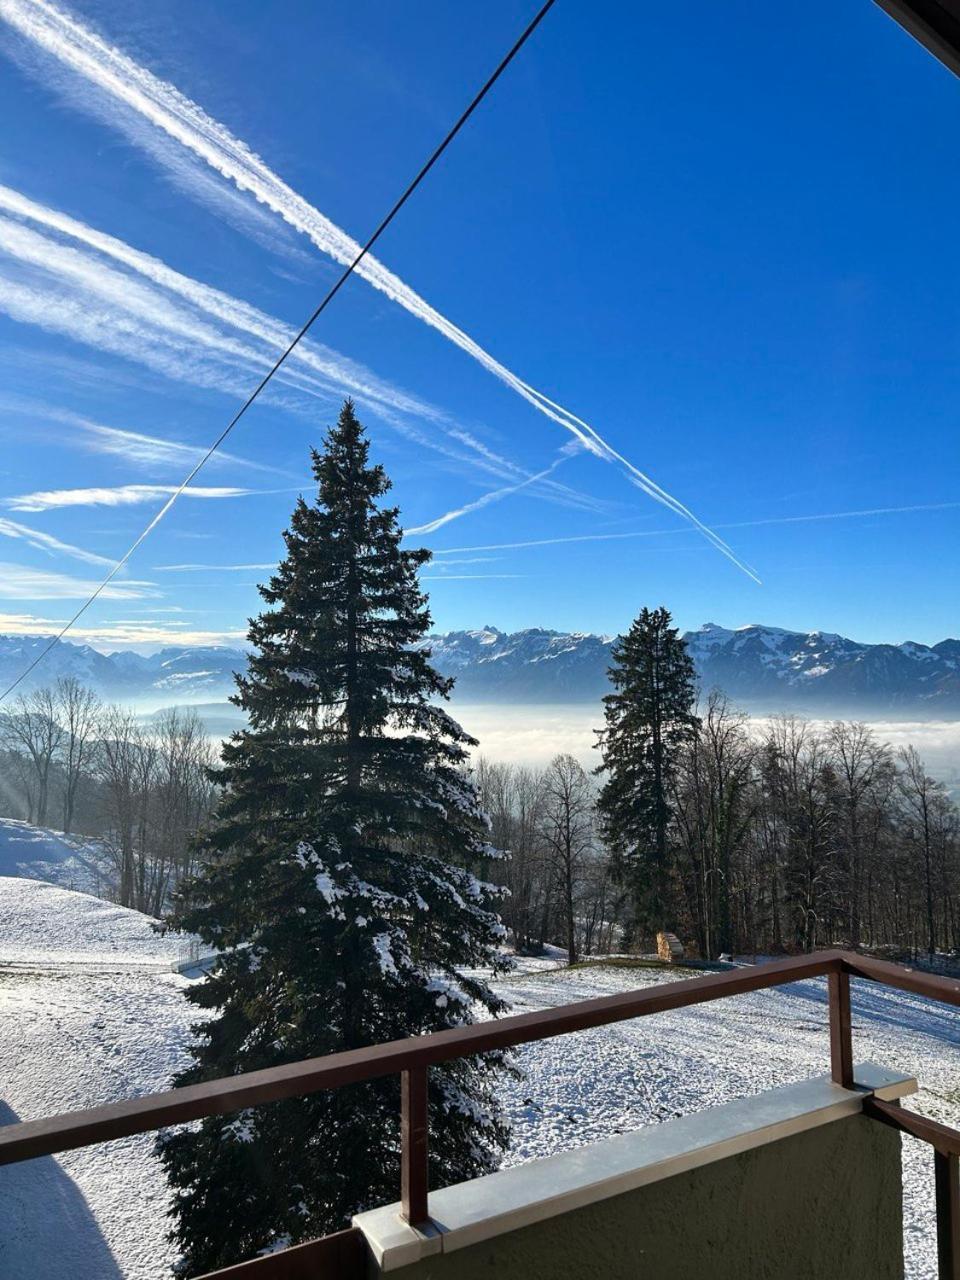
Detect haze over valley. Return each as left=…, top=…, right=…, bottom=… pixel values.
left=4, top=620, right=959, bottom=789
left=4, top=620, right=960, bottom=716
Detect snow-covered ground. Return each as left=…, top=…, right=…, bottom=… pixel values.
left=0, top=817, right=114, bottom=897
left=500, top=960, right=959, bottom=1279
left=0, top=866, right=956, bottom=1279
left=0, top=875, right=196, bottom=1279
left=0, top=966, right=195, bottom=1279
left=0, top=877, right=185, bottom=969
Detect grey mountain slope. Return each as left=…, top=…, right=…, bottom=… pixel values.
left=1, top=623, right=958, bottom=715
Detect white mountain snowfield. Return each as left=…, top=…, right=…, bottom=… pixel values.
left=0, top=829, right=956, bottom=1278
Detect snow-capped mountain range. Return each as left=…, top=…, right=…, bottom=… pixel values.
left=1, top=624, right=959, bottom=715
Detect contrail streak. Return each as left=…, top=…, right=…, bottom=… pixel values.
left=0, top=516, right=114, bottom=566
left=406, top=456, right=569, bottom=535
left=7, top=484, right=256, bottom=512
left=0, top=183, right=602, bottom=512
left=430, top=501, right=960, bottom=554
left=0, top=0, right=758, bottom=581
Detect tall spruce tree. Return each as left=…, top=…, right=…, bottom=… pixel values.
left=595, top=606, right=699, bottom=941
left=160, top=401, right=510, bottom=1275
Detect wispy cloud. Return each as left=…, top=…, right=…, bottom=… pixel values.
left=0, top=562, right=157, bottom=598
left=0, top=610, right=244, bottom=647
left=6, top=484, right=255, bottom=512
left=6, top=403, right=272, bottom=474
left=0, top=515, right=114, bottom=566
left=0, top=0, right=757, bottom=580
left=75, top=418, right=265, bottom=472
left=0, top=183, right=597, bottom=514
left=430, top=501, right=960, bottom=554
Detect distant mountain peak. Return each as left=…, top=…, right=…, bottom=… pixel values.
left=0, top=624, right=957, bottom=716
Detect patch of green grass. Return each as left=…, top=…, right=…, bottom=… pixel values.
left=566, top=956, right=678, bottom=972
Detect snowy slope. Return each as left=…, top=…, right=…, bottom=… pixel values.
left=0, top=877, right=183, bottom=967
left=0, top=818, right=114, bottom=897
left=0, top=878, right=197, bottom=1278
left=0, top=966, right=194, bottom=1279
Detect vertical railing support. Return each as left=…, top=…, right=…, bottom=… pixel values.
left=935, top=1149, right=960, bottom=1279
left=400, top=1067, right=429, bottom=1227
left=828, top=966, right=854, bottom=1088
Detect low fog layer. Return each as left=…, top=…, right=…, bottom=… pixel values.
left=451, top=702, right=960, bottom=790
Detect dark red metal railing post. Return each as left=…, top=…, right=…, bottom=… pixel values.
left=935, top=1149, right=960, bottom=1279
left=400, top=1067, right=429, bottom=1226
left=828, top=966, right=854, bottom=1088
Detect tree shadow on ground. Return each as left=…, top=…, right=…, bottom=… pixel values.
left=0, top=1100, right=123, bottom=1279
left=781, top=975, right=960, bottom=1042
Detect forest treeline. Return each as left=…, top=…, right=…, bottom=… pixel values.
left=0, top=678, right=215, bottom=914
left=477, top=698, right=959, bottom=963
left=1, top=663, right=958, bottom=960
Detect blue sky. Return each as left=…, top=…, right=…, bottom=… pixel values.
left=0, top=0, right=957, bottom=653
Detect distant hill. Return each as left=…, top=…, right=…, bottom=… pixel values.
left=2, top=623, right=960, bottom=716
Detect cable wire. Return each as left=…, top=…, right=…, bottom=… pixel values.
left=0, top=0, right=558, bottom=705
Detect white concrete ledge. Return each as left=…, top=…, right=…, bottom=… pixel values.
left=354, top=1062, right=916, bottom=1271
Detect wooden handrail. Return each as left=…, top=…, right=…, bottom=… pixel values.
left=842, top=952, right=960, bottom=1006
left=864, top=1097, right=960, bottom=1158
left=0, top=949, right=846, bottom=1167
left=3, top=946, right=959, bottom=1274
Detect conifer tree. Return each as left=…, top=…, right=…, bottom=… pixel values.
left=595, top=605, right=699, bottom=941
left=160, top=401, right=510, bottom=1275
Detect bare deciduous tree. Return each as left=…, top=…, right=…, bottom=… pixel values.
left=540, top=753, right=595, bottom=965
left=55, top=677, right=101, bottom=834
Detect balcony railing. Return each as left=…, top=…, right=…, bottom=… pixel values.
left=1, top=949, right=959, bottom=1277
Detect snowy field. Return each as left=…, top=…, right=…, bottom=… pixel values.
left=500, top=961, right=959, bottom=1280
left=0, top=868, right=957, bottom=1277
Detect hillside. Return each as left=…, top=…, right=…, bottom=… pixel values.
left=3, top=622, right=960, bottom=715
left=0, top=876, right=181, bottom=968
left=0, top=818, right=114, bottom=898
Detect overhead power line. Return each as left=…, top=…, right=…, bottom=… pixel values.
left=0, top=0, right=558, bottom=705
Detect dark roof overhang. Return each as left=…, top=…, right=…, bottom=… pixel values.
left=875, top=0, right=960, bottom=77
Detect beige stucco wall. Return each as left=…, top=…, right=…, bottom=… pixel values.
left=379, top=1115, right=903, bottom=1280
